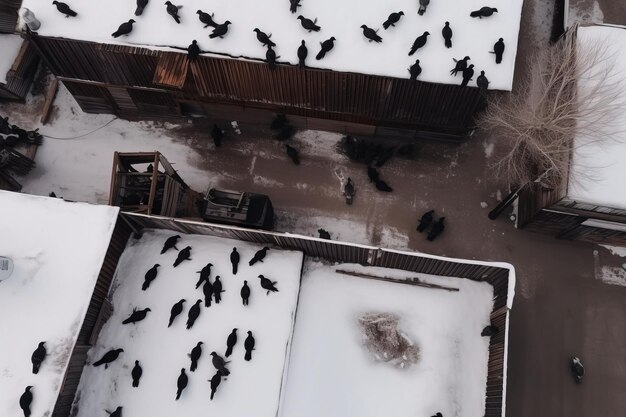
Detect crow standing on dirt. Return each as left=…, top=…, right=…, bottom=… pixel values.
left=318, top=228, right=331, bottom=239
left=297, top=40, right=308, bottom=68
left=450, top=56, right=470, bottom=76
left=112, top=20, right=135, bottom=38
left=176, top=368, right=188, bottom=400
left=316, top=37, right=336, bottom=60
left=461, top=64, right=474, bottom=87
left=168, top=299, right=186, bottom=327
left=225, top=328, right=238, bottom=357
left=19, top=386, right=32, bottom=417
left=286, top=144, right=300, bottom=165
left=254, top=28, right=276, bottom=47
left=173, top=246, right=192, bottom=267
left=344, top=177, right=355, bottom=204
left=240, top=280, right=251, bottom=305
left=408, top=32, right=429, bottom=55
left=197, top=10, right=218, bottom=28
left=93, top=348, right=124, bottom=368
left=189, top=342, right=203, bottom=371
left=142, top=264, right=160, bottom=290
left=258, top=274, right=279, bottom=294
left=53, top=1, right=77, bottom=17
left=161, top=235, right=180, bottom=254
left=211, top=124, right=223, bottom=147
left=492, top=38, right=505, bottom=64
left=361, top=25, right=382, bottom=43
left=195, top=263, right=213, bottom=289
left=298, top=16, right=321, bottom=32
left=135, top=0, right=149, bottom=16
left=131, top=360, right=142, bottom=387
left=187, top=40, right=200, bottom=61
left=427, top=217, right=445, bottom=241
left=244, top=331, right=255, bottom=361
left=165, top=1, right=182, bottom=24
left=122, top=308, right=151, bottom=325
left=470, top=7, right=498, bottom=18
left=383, top=11, right=404, bottom=29
left=186, top=300, right=202, bottom=329
left=442, top=22, right=452, bottom=48
left=31, top=342, right=46, bottom=374
left=571, top=356, right=584, bottom=384
left=213, top=276, right=223, bottom=304
left=230, top=248, right=240, bottom=274
left=290, top=0, right=301, bottom=13
left=203, top=279, right=214, bottom=307
left=416, top=210, right=434, bottom=232
left=408, top=59, right=421, bottom=80
left=249, top=247, right=269, bottom=265
left=209, top=21, right=231, bottom=39
left=418, top=0, right=429, bottom=16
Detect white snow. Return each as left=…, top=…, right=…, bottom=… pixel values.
left=21, top=0, right=523, bottom=90
left=567, top=25, right=626, bottom=210
left=280, top=261, right=495, bottom=417
left=73, top=228, right=303, bottom=417
left=0, top=34, right=23, bottom=84
left=0, top=191, right=119, bottom=417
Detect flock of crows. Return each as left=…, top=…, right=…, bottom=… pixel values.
left=18, top=235, right=281, bottom=417
left=48, top=0, right=506, bottom=88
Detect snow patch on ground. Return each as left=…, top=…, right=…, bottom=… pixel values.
left=601, top=245, right=626, bottom=257
left=0, top=191, right=118, bottom=417
left=73, top=229, right=303, bottom=417
left=0, top=34, right=23, bottom=84
left=281, top=261, right=494, bottom=417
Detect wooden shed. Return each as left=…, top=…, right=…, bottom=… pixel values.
left=0, top=0, right=20, bottom=33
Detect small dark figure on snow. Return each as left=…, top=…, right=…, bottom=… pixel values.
left=213, top=276, right=223, bottom=304
left=316, top=37, right=336, bottom=60
left=481, top=325, right=499, bottom=337
left=210, top=352, right=231, bottom=375
left=290, top=0, right=301, bottom=14
left=135, top=0, right=149, bottom=16
left=477, top=70, right=490, bottom=95
left=409, top=32, right=429, bottom=56
left=112, top=20, right=135, bottom=38
left=31, top=342, right=46, bottom=374
left=244, top=330, right=255, bottom=361
left=442, top=22, right=452, bottom=48
left=230, top=248, right=240, bottom=274
left=168, top=299, right=185, bottom=327
left=241, top=280, right=251, bottom=305
left=249, top=247, right=269, bottom=265
left=131, top=360, right=142, bottom=387
left=20, top=386, right=32, bottom=417
left=408, top=59, right=422, bottom=80
left=225, top=328, right=238, bottom=357
left=571, top=356, right=584, bottom=384
left=173, top=246, right=192, bottom=267
left=165, top=1, right=182, bottom=24
left=318, top=228, right=331, bottom=239
left=418, top=0, right=430, bottom=16
left=344, top=177, right=355, bottom=205
left=461, top=64, right=475, bottom=87
left=176, top=368, right=188, bottom=400
left=187, top=40, right=200, bottom=61
left=297, top=40, right=308, bottom=68
left=258, top=274, right=279, bottom=294
left=450, top=56, right=470, bottom=76
left=189, top=342, right=203, bottom=372
left=186, top=300, right=202, bottom=329
left=211, top=124, right=224, bottom=147
left=197, top=10, right=218, bottom=28
left=210, top=370, right=223, bottom=400
left=203, top=279, right=214, bottom=307
left=161, top=235, right=180, bottom=254
left=142, top=264, right=160, bottom=290
left=361, top=25, right=382, bottom=43
left=383, top=11, right=404, bottom=30
left=470, top=7, right=498, bottom=18
left=254, top=28, right=276, bottom=47
left=427, top=217, right=445, bottom=241
left=195, top=263, right=213, bottom=289
left=209, top=21, right=231, bottom=39
left=298, top=16, right=321, bottom=32
left=492, top=38, right=505, bottom=64
left=416, top=210, right=434, bottom=232
left=266, top=45, right=279, bottom=70
left=122, top=308, right=151, bottom=325
left=93, top=348, right=124, bottom=369
left=53, top=1, right=77, bottom=17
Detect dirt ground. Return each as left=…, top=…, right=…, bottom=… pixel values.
left=2, top=0, right=626, bottom=415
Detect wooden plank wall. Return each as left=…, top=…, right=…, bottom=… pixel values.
left=120, top=212, right=513, bottom=417
left=0, top=39, right=40, bottom=101
left=0, top=0, right=20, bottom=33
left=31, top=36, right=483, bottom=137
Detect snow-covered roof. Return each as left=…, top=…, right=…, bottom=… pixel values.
left=0, top=191, right=119, bottom=417
left=568, top=24, right=626, bottom=210
left=21, top=0, right=523, bottom=90
left=0, top=34, right=23, bottom=84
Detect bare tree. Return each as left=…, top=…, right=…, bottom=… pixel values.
left=479, top=23, right=626, bottom=189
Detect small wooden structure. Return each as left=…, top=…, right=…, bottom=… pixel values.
left=0, top=38, right=40, bottom=101
left=109, top=152, right=197, bottom=217
left=0, top=0, right=20, bottom=33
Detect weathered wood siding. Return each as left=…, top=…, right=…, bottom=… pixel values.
left=0, top=0, right=20, bottom=33
left=30, top=36, right=483, bottom=138
left=0, top=39, right=40, bottom=101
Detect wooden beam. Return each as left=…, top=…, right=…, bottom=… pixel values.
left=40, top=77, right=59, bottom=125
left=335, top=269, right=459, bottom=292
left=146, top=152, right=159, bottom=215
left=108, top=152, right=120, bottom=206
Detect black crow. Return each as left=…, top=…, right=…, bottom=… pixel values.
left=165, top=1, right=182, bottom=24
left=213, top=276, right=223, bottom=304
left=266, top=45, right=279, bottom=70
left=418, top=0, right=430, bottom=16
left=186, top=300, right=202, bottom=329
left=122, top=308, right=151, bottom=325
left=275, top=125, right=295, bottom=140
left=93, top=348, right=124, bottom=368
left=203, top=279, right=214, bottom=307
left=289, top=0, right=301, bottom=13
left=318, top=228, right=331, bottom=239
left=461, top=64, right=474, bottom=87
left=20, top=386, right=32, bottom=417
left=211, top=124, right=223, bottom=147
left=258, top=274, right=279, bottom=294
left=210, top=370, right=222, bottom=400
left=107, top=406, right=123, bottom=417
left=241, top=280, right=251, bottom=305
left=344, top=177, right=355, bottom=205
left=571, top=356, right=584, bottom=384
left=409, top=59, right=422, bottom=80
left=271, top=113, right=287, bottom=130
left=135, top=0, right=149, bottom=16
left=375, top=179, right=393, bottom=192
left=173, top=246, right=192, bottom=267
left=31, top=342, right=46, bottom=374
left=176, top=368, right=188, bottom=400
left=298, top=16, right=320, bottom=32
left=286, top=144, right=300, bottom=165
left=316, top=37, right=336, bottom=60
left=431, top=413, right=443, bottom=417
left=492, top=38, right=505, bottom=64
left=249, top=247, right=269, bottom=265
left=427, top=217, right=445, bottom=241
left=161, top=235, right=180, bottom=254
left=209, top=21, right=231, bottom=39
left=470, top=7, right=498, bottom=18
left=477, top=70, right=490, bottom=94
left=131, top=360, right=142, bottom=387
left=408, top=32, right=429, bottom=55
left=188, top=40, right=200, bottom=61
left=189, top=342, right=203, bottom=372
left=367, top=167, right=380, bottom=183
left=168, top=299, right=185, bottom=327
left=481, top=325, right=499, bottom=337
left=53, top=1, right=77, bottom=17
left=450, top=56, right=470, bottom=76
left=383, top=11, right=404, bottom=30
left=210, top=352, right=231, bottom=374
left=142, top=264, right=160, bottom=291
left=254, top=28, right=276, bottom=47
left=442, top=21, right=452, bottom=48
left=361, top=25, right=382, bottom=43
left=244, top=331, right=255, bottom=361
left=230, top=248, right=239, bottom=274
left=112, top=20, right=135, bottom=38
left=195, top=263, right=213, bottom=289
left=297, top=40, right=308, bottom=68
left=416, top=210, right=434, bottom=232
left=197, top=10, right=217, bottom=28
left=225, top=328, right=238, bottom=357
